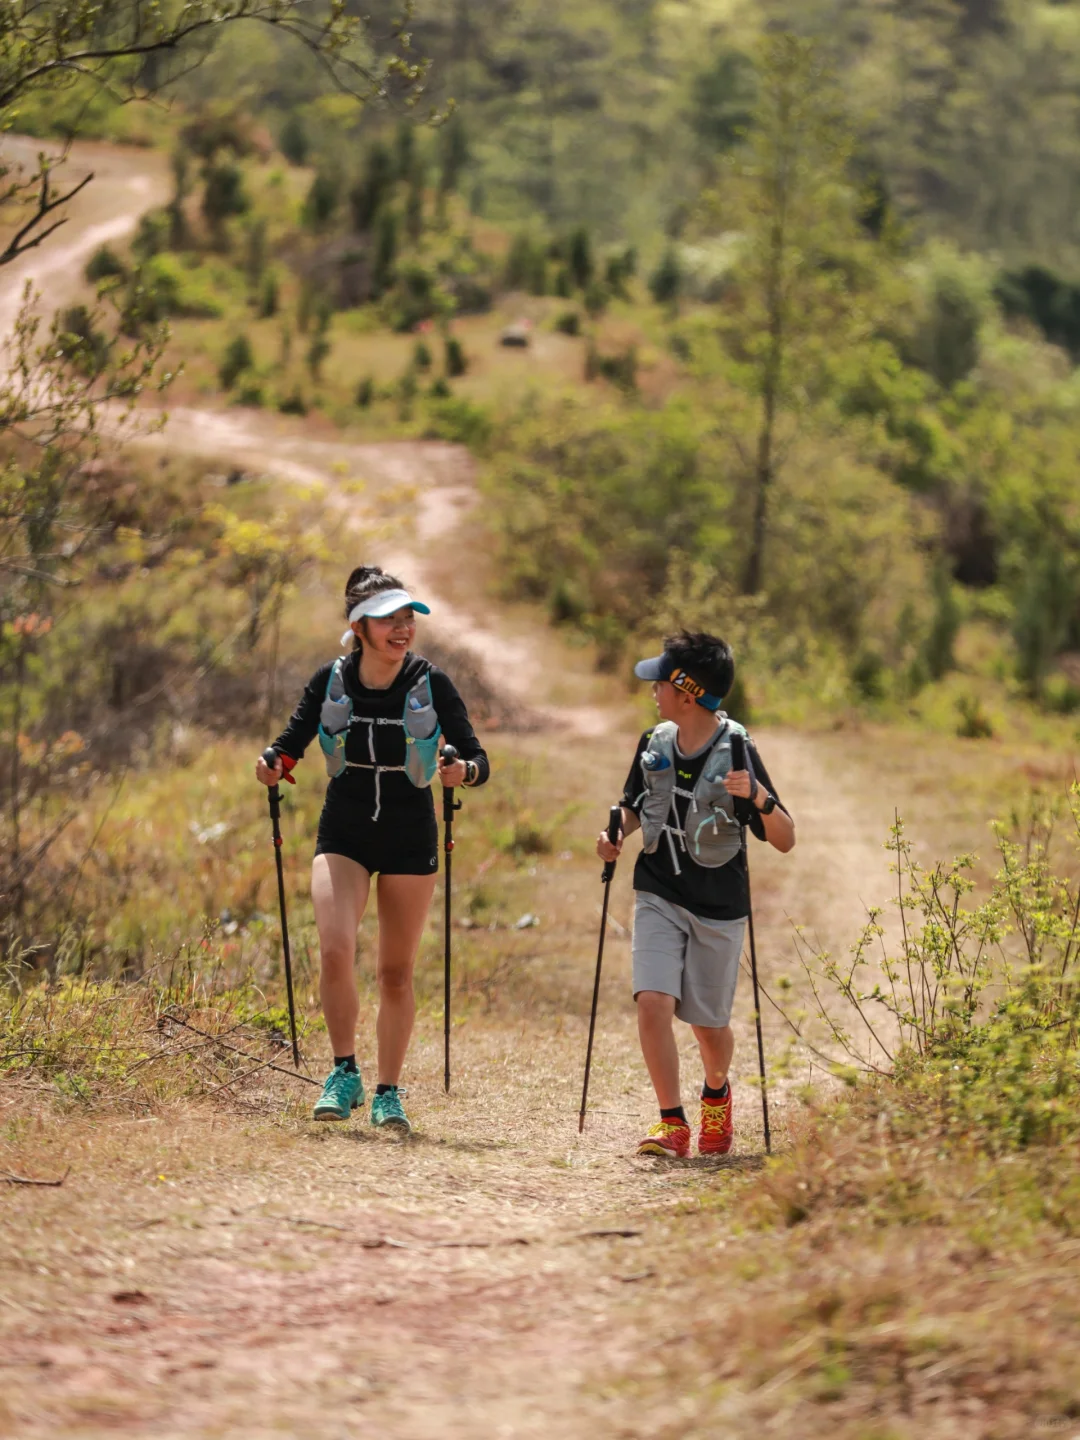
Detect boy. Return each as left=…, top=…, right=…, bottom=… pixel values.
left=596, top=631, right=795, bottom=1158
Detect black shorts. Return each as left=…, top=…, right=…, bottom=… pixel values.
left=314, top=820, right=439, bottom=877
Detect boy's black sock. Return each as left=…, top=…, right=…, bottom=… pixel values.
left=660, top=1105, right=688, bottom=1126
left=376, top=1083, right=396, bottom=1096
left=702, top=1080, right=729, bottom=1101
left=333, top=1055, right=358, bottom=1074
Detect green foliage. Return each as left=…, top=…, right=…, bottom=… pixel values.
left=425, top=396, right=492, bottom=451
left=649, top=246, right=682, bottom=305
left=445, top=336, right=467, bottom=378
left=1013, top=543, right=1080, bottom=699
left=505, top=231, right=548, bottom=294
left=923, top=561, right=962, bottom=682
left=201, top=161, right=249, bottom=233
left=567, top=226, right=593, bottom=290
left=131, top=254, right=226, bottom=321
left=257, top=270, right=279, bottom=318
left=277, top=386, right=308, bottom=416
left=413, top=339, right=432, bottom=371
left=910, top=245, right=991, bottom=389
left=302, top=167, right=341, bottom=231
left=219, top=333, right=254, bottom=390
left=553, top=309, right=581, bottom=336
left=789, top=809, right=1080, bottom=1152
left=85, top=245, right=126, bottom=285
left=356, top=376, right=374, bottom=408
left=996, top=264, right=1080, bottom=361
left=689, top=49, right=756, bottom=157
left=350, top=141, right=394, bottom=232
left=279, top=111, right=309, bottom=166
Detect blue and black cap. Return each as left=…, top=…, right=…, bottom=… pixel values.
left=633, top=652, right=724, bottom=712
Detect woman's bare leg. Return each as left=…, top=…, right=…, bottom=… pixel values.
left=311, top=853, right=371, bottom=1058
left=374, top=872, right=438, bottom=1084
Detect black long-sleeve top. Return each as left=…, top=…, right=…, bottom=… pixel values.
left=272, top=651, right=489, bottom=841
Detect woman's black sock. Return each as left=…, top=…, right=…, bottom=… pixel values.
left=702, top=1080, right=729, bottom=1100
left=376, top=1083, right=395, bottom=1096
left=334, top=1055, right=358, bottom=1074
left=660, top=1105, right=688, bottom=1125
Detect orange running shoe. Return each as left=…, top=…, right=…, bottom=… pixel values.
left=698, top=1087, right=733, bottom=1155
left=636, top=1117, right=691, bottom=1159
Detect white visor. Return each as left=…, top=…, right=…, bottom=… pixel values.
left=340, top=588, right=430, bottom=645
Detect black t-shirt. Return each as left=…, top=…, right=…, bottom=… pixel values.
left=272, top=651, right=489, bottom=842
left=621, top=725, right=786, bottom=921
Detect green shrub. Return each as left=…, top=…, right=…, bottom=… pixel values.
left=425, top=396, right=492, bottom=450
left=234, top=380, right=265, bottom=407
left=219, top=334, right=254, bottom=390
left=849, top=648, right=886, bottom=701
left=1042, top=673, right=1080, bottom=715
left=956, top=693, right=994, bottom=738
left=554, top=310, right=581, bottom=336
left=277, top=387, right=308, bottom=416
left=568, top=226, right=593, bottom=289
left=257, top=270, right=280, bottom=318
left=413, top=339, right=432, bottom=371
left=85, top=244, right=126, bottom=284
left=279, top=111, right=309, bottom=166
left=428, top=376, right=451, bottom=399
left=135, top=253, right=225, bottom=321
left=788, top=810, right=1080, bottom=1152
left=132, top=209, right=170, bottom=261
left=445, top=336, right=467, bottom=377
left=649, top=246, right=682, bottom=305
left=356, top=376, right=374, bottom=408
left=302, top=168, right=341, bottom=230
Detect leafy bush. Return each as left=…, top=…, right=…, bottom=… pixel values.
left=784, top=809, right=1080, bottom=1152
left=425, top=396, right=492, bottom=450
left=132, top=254, right=225, bottom=322
left=356, top=376, right=374, bottom=408
left=649, top=246, right=682, bottom=305
left=85, top=245, right=126, bottom=284
left=219, top=334, right=254, bottom=390
left=302, top=168, right=341, bottom=230
left=445, top=336, right=467, bottom=377
left=554, top=309, right=581, bottom=336
left=279, top=111, right=309, bottom=166
left=277, top=386, right=308, bottom=416
left=956, top=692, right=994, bottom=738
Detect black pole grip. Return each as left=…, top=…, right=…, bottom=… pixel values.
left=730, top=732, right=746, bottom=773
left=602, top=803, right=621, bottom=883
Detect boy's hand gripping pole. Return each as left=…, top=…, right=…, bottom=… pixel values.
left=261, top=748, right=300, bottom=1070
left=441, top=745, right=462, bottom=1095
left=578, top=805, right=623, bottom=1133
left=731, top=732, right=771, bottom=1155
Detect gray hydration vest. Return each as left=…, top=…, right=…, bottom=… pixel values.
left=317, top=657, right=441, bottom=821
left=638, top=718, right=750, bottom=876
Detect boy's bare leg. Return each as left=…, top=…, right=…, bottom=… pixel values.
left=637, top=990, right=681, bottom=1108
left=692, top=1024, right=734, bottom=1090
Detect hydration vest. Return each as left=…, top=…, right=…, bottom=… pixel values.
left=317, top=656, right=441, bottom=821
left=638, top=718, right=750, bottom=875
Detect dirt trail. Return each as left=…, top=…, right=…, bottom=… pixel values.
left=0, top=141, right=914, bottom=1438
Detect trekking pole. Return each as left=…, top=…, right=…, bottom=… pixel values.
left=261, top=747, right=300, bottom=1070
left=731, top=733, right=771, bottom=1155
left=578, top=804, right=623, bottom=1133
left=441, top=744, right=462, bottom=1095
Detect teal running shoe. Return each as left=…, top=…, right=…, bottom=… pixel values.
left=370, top=1085, right=412, bottom=1135
left=313, top=1063, right=365, bottom=1122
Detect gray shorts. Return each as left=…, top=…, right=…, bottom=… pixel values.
left=631, top=892, right=745, bottom=1028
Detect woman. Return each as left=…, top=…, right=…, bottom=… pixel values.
left=256, top=565, right=489, bottom=1133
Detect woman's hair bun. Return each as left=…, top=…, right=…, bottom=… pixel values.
left=344, top=564, right=384, bottom=596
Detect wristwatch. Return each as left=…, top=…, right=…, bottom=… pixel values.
left=463, top=759, right=480, bottom=787
left=754, top=783, right=777, bottom=815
